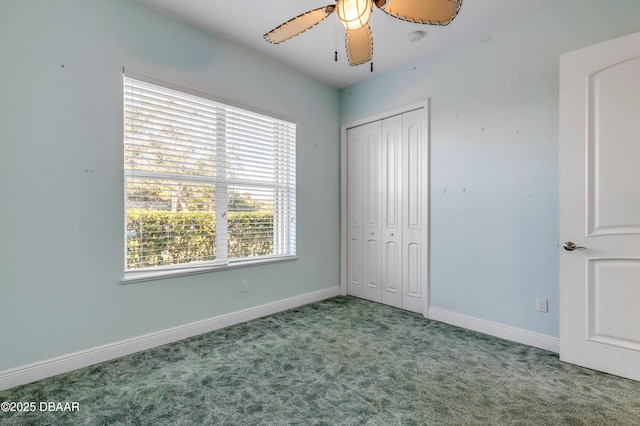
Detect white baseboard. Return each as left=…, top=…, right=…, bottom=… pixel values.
left=428, top=306, right=560, bottom=353
left=0, top=286, right=341, bottom=391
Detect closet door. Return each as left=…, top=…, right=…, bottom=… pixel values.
left=381, top=115, right=403, bottom=309
left=401, top=108, right=427, bottom=313
left=345, top=106, right=428, bottom=315
left=347, top=121, right=382, bottom=302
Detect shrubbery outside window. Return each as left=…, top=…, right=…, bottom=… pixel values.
left=123, top=73, right=296, bottom=282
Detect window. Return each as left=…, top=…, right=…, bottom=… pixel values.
left=123, top=74, right=296, bottom=281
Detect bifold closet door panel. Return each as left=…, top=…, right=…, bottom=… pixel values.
left=381, top=114, right=403, bottom=309
left=347, top=125, right=365, bottom=298
left=401, top=108, right=427, bottom=314
left=347, top=121, right=383, bottom=302
left=362, top=121, right=383, bottom=303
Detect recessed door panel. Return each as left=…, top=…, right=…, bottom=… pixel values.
left=347, top=136, right=364, bottom=229
left=363, top=238, right=382, bottom=302
left=366, top=135, right=381, bottom=228
left=406, top=124, right=423, bottom=230
left=348, top=238, right=361, bottom=286
left=383, top=241, right=399, bottom=293
left=385, top=127, right=400, bottom=230
left=382, top=241, right=402, bottom=309
left=406, top=243, right=421, bottom=298
left=588, top=58, right=640, bottom=236
left=365, top=239, right=380, bottom=289
left=588, top=259, right=640, bottom=349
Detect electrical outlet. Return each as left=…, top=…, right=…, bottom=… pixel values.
left=241, top=280, right=248, bottom=293
left=536, top=298, right=548, bottom=313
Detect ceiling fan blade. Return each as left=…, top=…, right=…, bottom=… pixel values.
left=376, top=0, right=462, bottom=25
left=345, top=24, right=373, bottom=66
left=264, top=5, right=335, bottom=44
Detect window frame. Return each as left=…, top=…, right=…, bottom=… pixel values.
left=122, top=71, right=297, bottom=283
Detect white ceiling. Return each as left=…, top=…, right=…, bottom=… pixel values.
left=134, top=0, right=558, bottom=88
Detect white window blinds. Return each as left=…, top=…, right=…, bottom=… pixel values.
left=124, top=74, right=296, bottom=276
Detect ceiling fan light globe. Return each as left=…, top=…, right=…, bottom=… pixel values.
left=337, top=0, right=373, bottom=31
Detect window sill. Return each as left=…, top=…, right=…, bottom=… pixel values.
left=121, top=256, right=298, bottom=284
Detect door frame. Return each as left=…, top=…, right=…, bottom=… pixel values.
left=340, top=99, right=431, bottom=317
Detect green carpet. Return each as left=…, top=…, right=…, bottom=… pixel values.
left=1, top=296, right=640, bottom=425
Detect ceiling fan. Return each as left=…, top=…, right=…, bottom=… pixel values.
left=264, top=0, right=463, bottom=66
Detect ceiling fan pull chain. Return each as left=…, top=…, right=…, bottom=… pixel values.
left=335, top=19, right=339, bottom=62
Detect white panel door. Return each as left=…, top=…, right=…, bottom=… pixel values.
left=381, top=114, right=403, bottom=309
left=559, top=31, right=640, bottom=381
left=401, top=109, right=428, bottom=314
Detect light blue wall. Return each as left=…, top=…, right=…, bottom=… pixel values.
left=0, top=0, right=340, bottom=371
left=3, top=0, right=640, bottom=374
left=341, top=0, right=640, bottom=337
